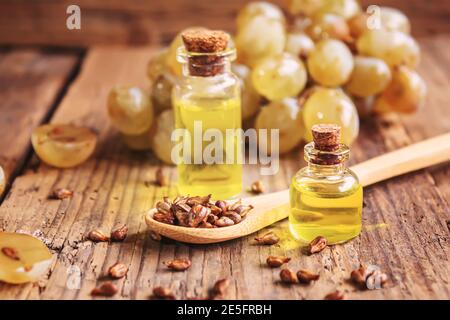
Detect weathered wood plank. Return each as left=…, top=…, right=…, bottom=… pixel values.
left=0, top=50, right=79, bottom=198
left=0, top=37, right=449, bottom=299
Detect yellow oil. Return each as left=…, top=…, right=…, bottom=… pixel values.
left=289, top=176, right=362, bottom=244
left=173, top=96, right=242, bottom=199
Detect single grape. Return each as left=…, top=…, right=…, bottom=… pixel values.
left=255, top=98, right=304, bottom=154
left=121, top=127, right=154, bottom=151
left=107, top=86, right=153, bottom=135
left=305, top=13, right=352, bottom=42
left=151, top=74, right=174, bottom=113
left=302, top=87, right=359, bottom=145
left=231, top=63, right=261, bottom=120
left=0, top=232, right=52, bottom=284
left=317, top=0, right=361, bottom=19
left=237, top=1, right=285, bottom=30
left=374, top=66, right=426, bottom=114
left=286, top=0, right=325, bottom=16
left=31, top=124, right=97, bottom=168
left=285, top=32, right=315, bottom=60
left=0, top=165, right=5, bottom=196
left=151, top=110, right=176, bottom=164
left=236, top=15, right=286, bottom=67
left=252, top=52, right=307, bottom=101
left=356, top=29, right=420, bottom=68
left=147, top=48, right=170, bottom=82
left=345, top=56, right=391, bottom=97
left=307, top=39, right=354, bottom=87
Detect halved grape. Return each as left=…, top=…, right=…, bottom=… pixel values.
left=285, top=32, right=315, bottom=60
left=252, top=53, right=307, bottom=101
left=307, top=39, right=354, bottom=87
left=231, top=63, right=261, bottom=120
left=107, top=86, right=153, bottom=135
left=345, top=56, right=391, bottom=97
left=0, top=166, right=5, bottom=196
left=255, top=98, right=304, bottom=154
left=317, top=0, right=361, bottom=19
left=302, top=87, right=359, bottom=145
left=374, top=66, right=426, bottom=114
left=151, top=110, right=176, bottom=164
left=237, top=1, right=285, bottom=30
left=147, top=48, right=170, bottom=82
left=236, top=15, right=286, bottom=67
left=356, top=29, right=420, bottom=68
left=31, top=124, right=97, bottom=168
left=305, top=13, right=352, bottom=42
left=286, top=0, right=325, bottom=16
left=151, top=74, right=174, bottom=113
left=0, top=232, right=52, bottom=284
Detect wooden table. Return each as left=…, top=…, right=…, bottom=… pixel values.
left=0, top=36, right=449, bottom=299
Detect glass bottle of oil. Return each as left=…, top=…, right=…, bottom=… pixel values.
left=172, top=29, right=242, bottom=199
left=289, top=124, right=362, bottom=244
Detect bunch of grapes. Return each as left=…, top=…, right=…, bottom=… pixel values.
left=108, top=0, right=426, bottom=161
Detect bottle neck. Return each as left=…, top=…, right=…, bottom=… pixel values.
left=304, top=141, right=349, bottom=168
left=307, top=162, right=346, bottom=175
left=177, top=47, right=236, bottom=78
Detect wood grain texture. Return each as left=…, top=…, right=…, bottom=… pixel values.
left=0, top=34, right=448, bottom=299
left=0, top=49, right=79, bottom=197
left=0, top=0, right=449, bottom=47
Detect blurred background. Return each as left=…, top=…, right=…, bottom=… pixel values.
left=0, top=0, right=449, bottom=47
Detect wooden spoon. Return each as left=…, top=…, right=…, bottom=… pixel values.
left=145, top=132, right=450, bottom=244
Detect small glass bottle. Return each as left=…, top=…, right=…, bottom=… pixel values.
left=172, top=29, right=242, bottom=199
left=289, top=124, right=363, bottom=244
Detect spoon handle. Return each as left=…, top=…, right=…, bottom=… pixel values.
left=351, top=132, right=450, bottom=187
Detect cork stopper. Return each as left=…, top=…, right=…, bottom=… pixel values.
left=180, top=29, right=230, bottom=77
left=181, top=29, right=229, bottom=53
left=311, top=124, right=341, bottom=152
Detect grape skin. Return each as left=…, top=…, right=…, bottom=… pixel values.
left=255, top=98, right=304, bottom=154
left=237, top=1, right=285, bottom=30
left=231, top=63, right=261, bottom=120
left=374, top=66, right=427, bottom=114
left=302, top=87, right=359, bottom=145
left=31, top=124, right=97, bottom=168
left=307, top=39, right=354, bottom=87
left=305, top=13, right=352, bottom=42
left=285, top=32, right=315, bottom=60
left=107, top=86, right=154, bottom=135
left=356, top=29, right=420, bottom=68
left=287, top=0, right=325, bottom=16
left=151, top=110, right=176, bottom=164
left=151, top=74, right=174, bottom=113
left=147, top=48, right=170, bottom=82
left=252, top=53, right=307, bottom=101
left=236, top=15, right=286, bottom=67
left=317, top=0, right=361, bottom=19
left=0, top=166, right=5, bottom=196
left=345, top=56, right=392, bottom=97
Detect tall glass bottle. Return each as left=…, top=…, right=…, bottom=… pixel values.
left=172, top=29, right=242, bottom=199
left=289, top=124, right=363, bottom=244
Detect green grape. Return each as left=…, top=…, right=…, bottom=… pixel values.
left=345, top=56, right=391, bottom=97
left=231, top=64, right=261, bottom=120
left=374, top=66, right=426, bottom=114
left=147, top=48, right=169, bottom=82
left=0, top=165, right=5, bottom=196
left=236, top=15, right=286, bottom=67
left=121, top=127, right=154, bottom=151
left=151, top=74, right=174, bottom=113
left=285, top=32, right=315, bottom=60
left=356, top=29, right=420, bottom=68
left=255, top=98, right=304, bottom=154
left=252, top=53, right=307, bottom=101
left=287, top=0, right=325, bottom=16
left=31, top=124, right=97, bottom=168
left=107, top=86, right=153, bottom=135
left=305, top=13, right=352, bottom=42
left=237, top=1, right=285, bottom=30
left=307, top=39, right=354, bottom=87
left=151, top=110, right=176, bottom=164
left=302, top=87, right=359, bottom=145
left=317, top=0, right=361, bottom=19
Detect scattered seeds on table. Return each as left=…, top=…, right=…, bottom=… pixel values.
left=111, top=224, right=128, bottom=242
left=210, top=278, right=230, bottom=299
left=250, top=180, right=264, bottom=194
left=87, top=229, right=110, bottom=242
left=164, top=258, right=192, bottom=271
left=50, top=188, right=73, bottom=200
left=151, top=286, right=176, bottom=300
left=324, top=290, right=345, bottom=300
left=266, top=256, right=291, bottom=268
left=108, top=262, right=128, bottom=279
left=91, top=281, right=118, bottom=297
left=297, top=269, right=320, bottom=284
left=280, top=268, right=298, bottom=284
left=255, top=232, right=279, bottom=245
left=307, top=236, right=327, bottom=254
